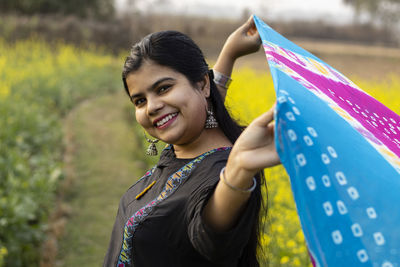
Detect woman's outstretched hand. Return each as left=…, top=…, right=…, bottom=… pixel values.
left=226, top=104, right=280, bottom=180
left=213, top=16, right=262, bottom=100
left=223, top=15, right=262, bottom=60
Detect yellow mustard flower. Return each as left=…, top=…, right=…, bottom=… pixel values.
left=280, top=256, right=290, bottom=264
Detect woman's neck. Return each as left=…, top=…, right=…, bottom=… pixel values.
left=173, top=128, right=232, bottom=159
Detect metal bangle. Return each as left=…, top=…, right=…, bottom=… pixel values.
left=219, top=166, right=257, bottom=193
left=213, top=69, right=232, bottom=89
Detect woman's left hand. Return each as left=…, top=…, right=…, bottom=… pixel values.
left=222, top=15, right=262, bottom=60
left=226, top=104, right=280, bottom=179
left=213, top=16, right=262, bottom=100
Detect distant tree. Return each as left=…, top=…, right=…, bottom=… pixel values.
left=344, top=0, right=400, bottom=26
left=0, top=0, right=115, bottom=19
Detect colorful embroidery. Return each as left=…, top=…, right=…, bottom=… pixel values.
left=133, top=167, right=156, bottom=187
left=116, top=147, right=230, bottom=267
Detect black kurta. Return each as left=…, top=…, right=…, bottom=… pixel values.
left=103, top=146, right=258, bottom=267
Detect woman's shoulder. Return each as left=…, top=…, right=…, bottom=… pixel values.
left=185, top=147, right=230, bottom=191
left=193, top=146, right=230, bottom=176
left=199, top=146, right=231, bottom=163
left=117, top=167, right=156, bottom=207
left=203, top=148, right=229, bottom=169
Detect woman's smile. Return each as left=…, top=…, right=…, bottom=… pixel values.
left=153, top=112, right=179, bottom=129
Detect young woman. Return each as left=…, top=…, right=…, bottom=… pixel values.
left=103, top=17, right=280, bottom=267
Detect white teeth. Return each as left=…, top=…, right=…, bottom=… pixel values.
left=156, top=113, right=177, bottom=127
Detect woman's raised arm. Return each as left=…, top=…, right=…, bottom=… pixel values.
left=213, top=16, right=262, bottom=100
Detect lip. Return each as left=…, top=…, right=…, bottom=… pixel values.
left=153, top=112, right=179, bottom=129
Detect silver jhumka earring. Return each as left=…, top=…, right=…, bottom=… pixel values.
left=205, top=106, right=218, bottom=129
left=144, top=132, right=159, bottom=156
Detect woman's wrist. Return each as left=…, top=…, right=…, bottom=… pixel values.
left=224, top=157, right=257, bottom=192
left=220, top=42, right=241, bottom=64
left=214, top=53, right=234, bottom=73
left=213, top=54, right=234, bottom=92
left=220, top=166, right=256, bottom=193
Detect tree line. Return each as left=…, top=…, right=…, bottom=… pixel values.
left=0, top=0, right=114, bottom=19
left=344, top=0, right=400, bottom=26
left=1, top=0, right=399, bottom=27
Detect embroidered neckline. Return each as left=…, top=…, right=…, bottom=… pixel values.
left=116, top=147, right=231, bottom=266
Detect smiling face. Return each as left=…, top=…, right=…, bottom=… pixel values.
left=126, top=60, right=210, bottom=146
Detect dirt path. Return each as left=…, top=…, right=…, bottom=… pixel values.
left=51, top=92, right=148, bottom=266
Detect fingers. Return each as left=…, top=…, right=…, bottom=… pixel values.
left=249, top=31, right=261, bottom=45
left=246, top=15, right=255, bottom=28
left=243, top=16, right=260, bottom=44
left=241, top=16, right=253, bottom=28
left=223, top=15, right=260, bottom=60
left=254, top=103, right=276, bottom=127
left=240, top=16, right=255, bottom=32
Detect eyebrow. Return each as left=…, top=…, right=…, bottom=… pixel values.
left=130, top=77, right=175, bottom=100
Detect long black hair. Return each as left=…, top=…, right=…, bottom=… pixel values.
left=122, top=30, right=266, bottom=266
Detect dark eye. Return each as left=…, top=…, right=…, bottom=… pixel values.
left=158, top=85, right=171, bottom=93
left=133, top=98, right=146, bottom=106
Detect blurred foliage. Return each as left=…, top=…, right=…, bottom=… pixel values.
left=0, top=0, right=114, bottom=19
left=226, top=67, right=400, bottom=266
left=344, top=0, right=400, bottom=26
left=0, top=14, right=133, bottom=54
left=0, top=38, right=120, bottom=267
left=1, top=12, right=398, bottom=61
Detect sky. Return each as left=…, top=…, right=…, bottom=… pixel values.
left=116, top=0, right=355, bottom=24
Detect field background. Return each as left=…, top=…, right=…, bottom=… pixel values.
left=1, top=9, right=400, bottom=267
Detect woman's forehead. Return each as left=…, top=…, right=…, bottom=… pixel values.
left=126, top=61, right=183, bottom=94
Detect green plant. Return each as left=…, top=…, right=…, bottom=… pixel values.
left=0, top=38, right=120, bottom=266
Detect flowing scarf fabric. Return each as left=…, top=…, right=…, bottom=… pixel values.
left=253, top=15, right=400, bottom=266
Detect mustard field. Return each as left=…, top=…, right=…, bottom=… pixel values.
left=0, top=39, right=121, bottom=266
left=1, top=39, right=399, bottom=266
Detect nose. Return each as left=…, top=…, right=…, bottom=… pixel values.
left=146, top=95, right=164, bottom=116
